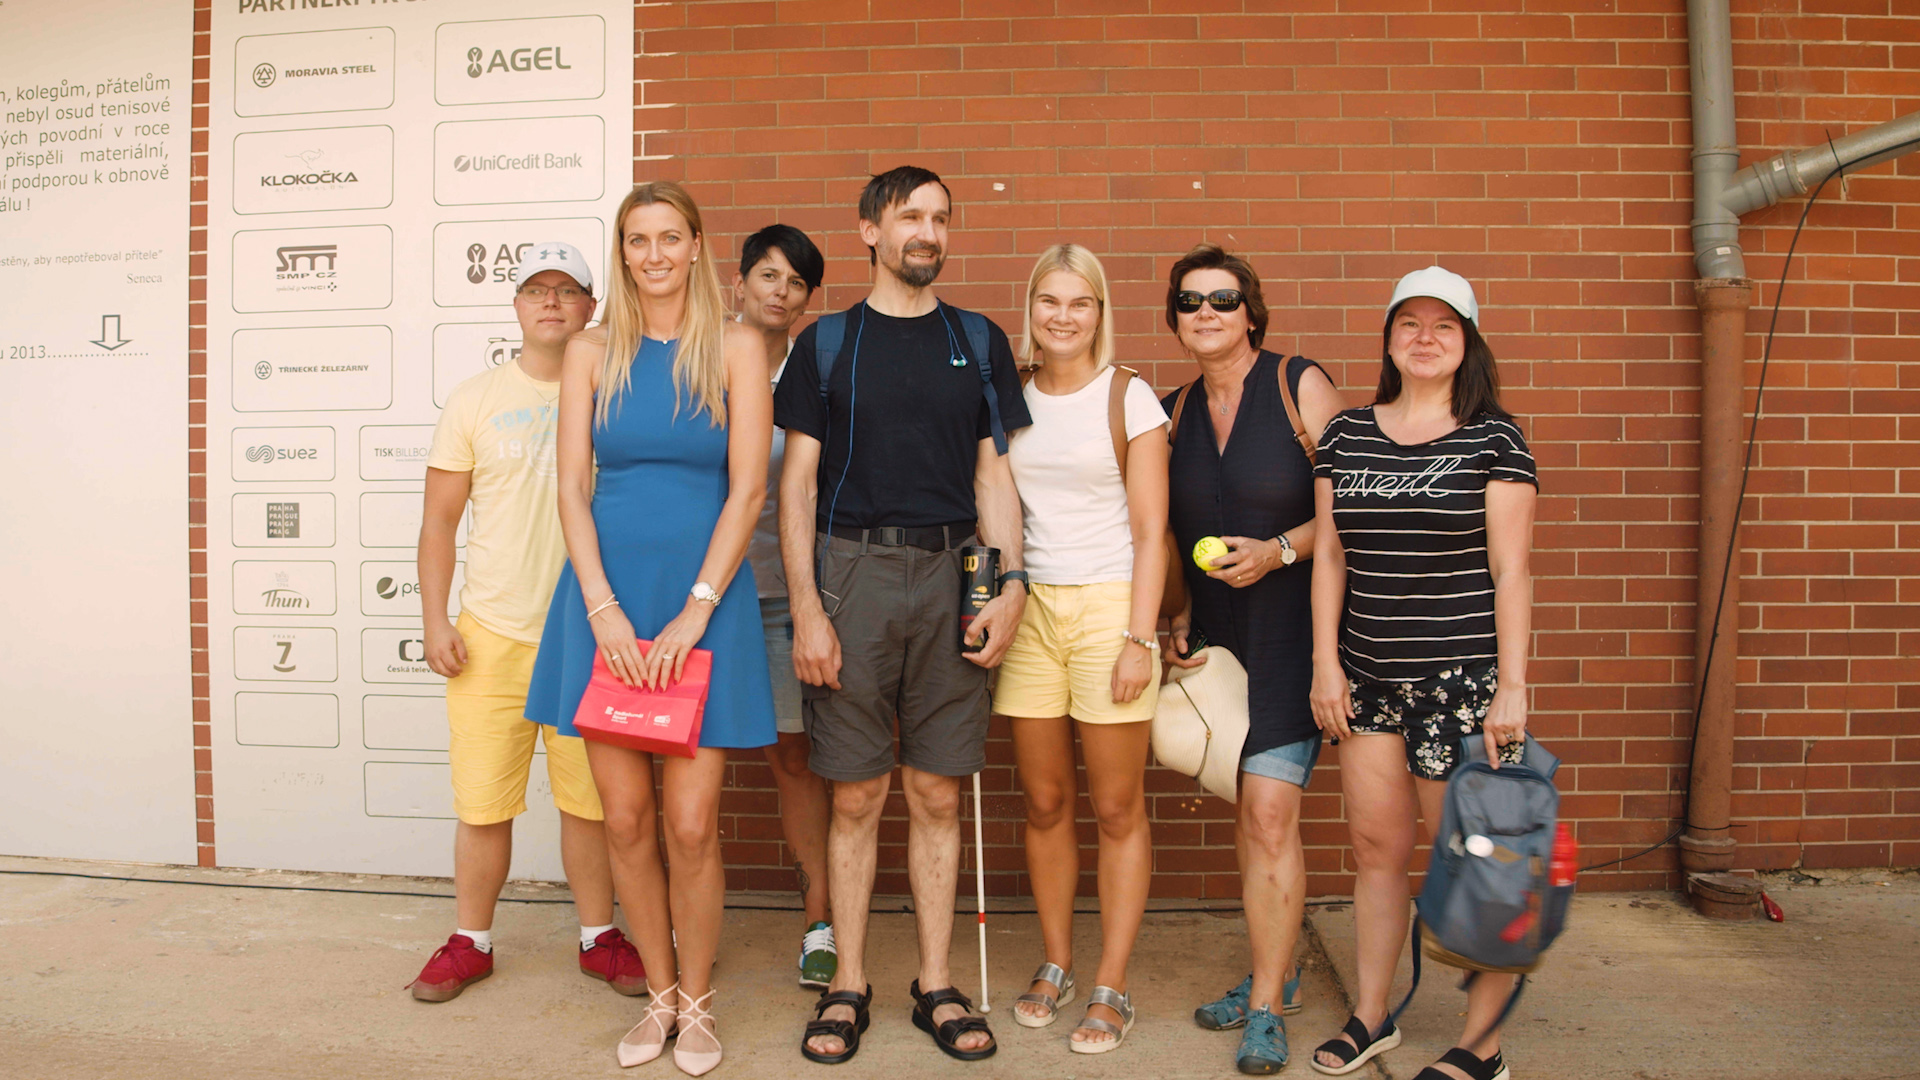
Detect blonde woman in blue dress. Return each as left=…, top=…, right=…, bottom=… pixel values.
left=526, top=181, right=776, bottom=1076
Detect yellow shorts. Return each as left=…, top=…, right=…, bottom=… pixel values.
left=447, top=612, right=603, bottom=826
left=992, top=580, right=1159, bottom=724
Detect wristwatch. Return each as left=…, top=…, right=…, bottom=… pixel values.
left=1275, top=534, right=1297, bottom=567
left=690, top=581, right=721, bottom=606
left=996, top=569, right=1030, bottom=591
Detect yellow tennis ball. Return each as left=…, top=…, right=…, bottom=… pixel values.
left=1193, top=536, right=1230, bottom=570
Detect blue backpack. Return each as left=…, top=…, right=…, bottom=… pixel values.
left=1391, top=737, right=1574, bottom=1036
left=813, top=300, right=1011, bottom=454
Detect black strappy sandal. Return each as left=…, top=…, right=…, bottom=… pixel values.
left=1309, top=1014, right=1402, bottom=1076
left=909, top=979, right=997, bottom=1062
left=1412, top=1047, right=1510, bottom=1080
left=800, top=985, right=872, bottom=1065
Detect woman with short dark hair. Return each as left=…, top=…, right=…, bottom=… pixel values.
left=1161, top=243, right=1345, bottom=1075
left=1307, top=267, right=1538, bottom=1080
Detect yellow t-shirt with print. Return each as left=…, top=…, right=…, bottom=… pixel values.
left=427, top=361, right=565, bottom=645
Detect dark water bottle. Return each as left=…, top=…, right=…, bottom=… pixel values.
left=958, top=545, right=999, bottom=653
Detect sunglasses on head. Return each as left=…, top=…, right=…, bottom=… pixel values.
left=1174, top=289, right=1246, bottom=314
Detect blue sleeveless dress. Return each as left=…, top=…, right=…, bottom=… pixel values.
left=525, top=337, right=776, bottom=750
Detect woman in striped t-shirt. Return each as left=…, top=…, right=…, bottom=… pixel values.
left=1305, top=268, right=1537, bottom=1080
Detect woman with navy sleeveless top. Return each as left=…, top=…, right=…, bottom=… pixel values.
left=524, top=181, right=774, bottom=1076
left=1160, top=244, right=1345, bottom=1076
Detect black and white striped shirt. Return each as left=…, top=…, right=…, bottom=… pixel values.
left=1314, top=407, right=1538, bottom=683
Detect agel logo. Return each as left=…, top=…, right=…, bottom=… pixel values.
left=466, top=45, right=573, bottom=78
left=465, top=241, right=537, bottom=285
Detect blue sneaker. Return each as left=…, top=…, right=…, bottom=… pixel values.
left=1194, top=968, right=1302, bottom=1030
left=1236, top=1007, right=1289, bottom=1075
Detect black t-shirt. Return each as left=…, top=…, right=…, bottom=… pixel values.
left=773, top=303, right=1031, bottom=530
left=1314, top=406, right=1538, bottom=683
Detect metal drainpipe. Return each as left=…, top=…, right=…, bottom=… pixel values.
left=1683, top=0, right=1748, bottom=877
left=1685, top=0, right=1920, bottom=881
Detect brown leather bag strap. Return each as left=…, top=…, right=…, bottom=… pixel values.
left=1109, top=366, right=1136, bottom=476
left=1278, top=355, right=1317, bottom=465
left=1166, top=380, right=1195, bottom=444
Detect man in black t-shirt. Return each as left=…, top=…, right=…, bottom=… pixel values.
left=777, top=166, right=1029, bottom=1063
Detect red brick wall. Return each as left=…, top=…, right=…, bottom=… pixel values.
left=190, top=0, right=213, bottom=869
left=632, top=1, right=1920, bottom=898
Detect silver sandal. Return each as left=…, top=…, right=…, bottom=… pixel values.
left=1070, top=985, right=1136, bottom=1055
left=1012, top=961, right=1076, bottom=1029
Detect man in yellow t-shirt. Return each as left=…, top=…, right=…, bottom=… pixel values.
left=406, top=242, right=644, bottom=1002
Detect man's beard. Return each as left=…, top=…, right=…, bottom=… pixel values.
left=885, top=238, right=945, bottom=288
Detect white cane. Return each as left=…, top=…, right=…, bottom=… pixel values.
left=971, top=769, right=991, bottom=1012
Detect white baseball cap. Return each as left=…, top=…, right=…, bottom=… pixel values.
left=1387, top=265, right=1477, bottom=325
left=511, top=240, right=594, bottom=294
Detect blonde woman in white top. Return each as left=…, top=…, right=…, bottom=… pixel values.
left=996, top=244, right=1170, bottom=1054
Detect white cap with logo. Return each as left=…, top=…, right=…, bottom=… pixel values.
left=510, top=240, right=594, bottom=294
left=1387, top=265, right=1478, bottom=325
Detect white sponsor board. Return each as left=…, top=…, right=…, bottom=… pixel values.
left=433, top=321, right=522, bottom=406
left=232, top=224, right=392, bottom=312
left=432, top=218, right=603, bottom=307
left=209, top=0, right=628, bottom=879
left=358, top=424, right=434, bottom=481
left=361, top=560, right=463, bottom=618
left=433, top=115, right=604, bottom=206
left=0, top=0, right=196, bottom=864
left=232, top=560, right=338, bottom=616
left=234, top=625, right=339, bottom=683
left=235, top=691, right=340, bottom=748
left=231, top=425, right=335, bottom=482
left=434, top=16, right=606, bottom=106
left=231, top=325, right=393, bottom=412
left=232, top=125, right=394, bottom=215
left=234, top=27, right=395, bottom=117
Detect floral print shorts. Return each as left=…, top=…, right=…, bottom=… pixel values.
left=1346, top=660, right=1522, bottom=780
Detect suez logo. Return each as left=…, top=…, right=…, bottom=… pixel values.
left=465, top=45, right=572, bottom=77
left=232, top=427, right=332, bottom=481
left=451, top=150, right=585, bottom=174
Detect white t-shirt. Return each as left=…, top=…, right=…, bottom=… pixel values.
left=1009, top=366, right=1170, bottom=585
left=747, top=350, right=790, bottom=598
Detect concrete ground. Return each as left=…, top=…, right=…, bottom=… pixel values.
left=0, top=855, right=1913, bottom=1079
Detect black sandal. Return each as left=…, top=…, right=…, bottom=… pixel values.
left=909, top=979, right=997, bottom=1061
left=800, top=985, right=872, bottom=1065
left=1309, top=1014, right=1402, bottom=1076
left=1412, top=1047, right=1509, bottom=1080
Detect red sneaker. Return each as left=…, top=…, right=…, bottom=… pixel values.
left=408, top=934, right=494, bottom=1002
left=580, top=927, right=648, bottom=996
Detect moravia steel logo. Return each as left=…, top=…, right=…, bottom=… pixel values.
left=466, top=45, right=574, bottom=78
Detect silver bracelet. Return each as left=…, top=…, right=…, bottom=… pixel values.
left=1120, top=629, right=1161, bottom=651
left=586, top=596, right=620, bottom=619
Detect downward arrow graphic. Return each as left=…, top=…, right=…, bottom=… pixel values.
left=92, top=314, right=131, bottom=351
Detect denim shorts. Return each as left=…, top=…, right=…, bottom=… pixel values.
left=1240, top=734, right=1322, bottom=789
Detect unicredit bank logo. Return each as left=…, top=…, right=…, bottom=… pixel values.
left=466, top=45, right=573, bottom=78
left=451, top=150, right=585, bottom=174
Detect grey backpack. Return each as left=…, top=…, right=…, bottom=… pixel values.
left=1391, top=738, right=1574, bottom=1035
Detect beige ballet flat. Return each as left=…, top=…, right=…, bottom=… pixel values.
left=617, top=980, right=679, bottom=1068
left=673, top=987, right=722, bottom=1076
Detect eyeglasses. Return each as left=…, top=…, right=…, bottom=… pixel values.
left=516, top=283, right=591, bottom=303
left=1174, top=289, right=1246, bottom=314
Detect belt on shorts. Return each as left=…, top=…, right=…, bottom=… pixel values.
left=825, top=521, right=976, bottom=551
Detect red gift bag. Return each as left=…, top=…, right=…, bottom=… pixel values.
left=571, top=641, right=713, bottom=758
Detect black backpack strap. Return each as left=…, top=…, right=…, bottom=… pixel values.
left=942, top=302, right=1010, bottom=455
left=1387, top=915, right=1424, bottom=1030
left=1391, top=917, right=1529, bottom=1058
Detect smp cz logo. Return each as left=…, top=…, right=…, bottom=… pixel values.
left=274, top=244, right=340, bottom=295
left=252, top=63, right=276, bottom=88
left=466, top=44, right=574, bottom=79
